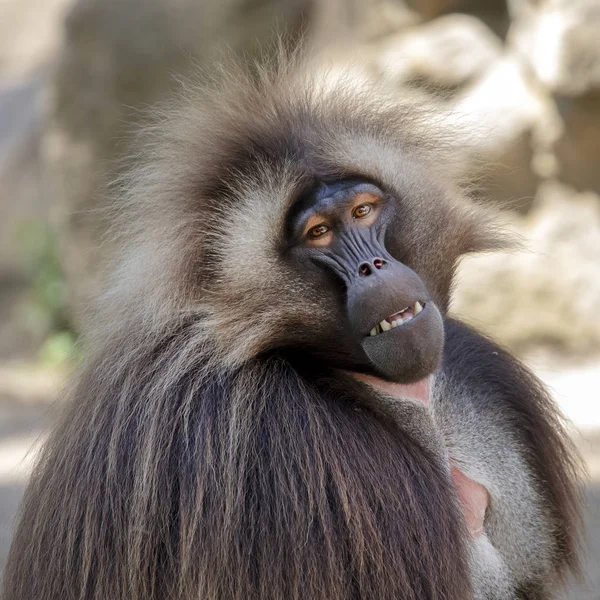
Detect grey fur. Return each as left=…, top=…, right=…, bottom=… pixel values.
left=1, top=57, right=582, bottom=600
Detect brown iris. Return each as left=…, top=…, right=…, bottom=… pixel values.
left=308, top=224, right=331, bottom=238
left=352, top=204, right=371, bottom=219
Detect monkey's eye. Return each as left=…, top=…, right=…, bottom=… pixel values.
left=352, top=204, right=372, bottom=219
left=308, top=224, right=331, bottom=239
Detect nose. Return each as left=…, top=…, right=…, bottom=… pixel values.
left=358, top=257, right=387, bottom=277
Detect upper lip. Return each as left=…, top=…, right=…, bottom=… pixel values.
left=368, top=301, right=425, bottom=336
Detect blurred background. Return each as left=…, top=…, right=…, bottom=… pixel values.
left=0, top=0, right=598, bottom=596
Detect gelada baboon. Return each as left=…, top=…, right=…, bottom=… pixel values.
left=2, top=59, right=582, bottom=599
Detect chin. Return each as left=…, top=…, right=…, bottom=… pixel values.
left=360, top=301, right=445, bottom=383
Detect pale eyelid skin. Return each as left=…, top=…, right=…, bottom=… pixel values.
left=298, top=183, right=386, bottom=248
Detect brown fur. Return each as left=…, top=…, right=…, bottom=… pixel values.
left=2, top=57, right=582, bottom=599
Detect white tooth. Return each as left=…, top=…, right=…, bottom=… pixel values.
left=414, top=301, right=423, bottom=315
left=370, top=327, right=377, bottom=336
left=380, top=320, right=391, bottom=332
left=404, top=315, right=413, bottom=323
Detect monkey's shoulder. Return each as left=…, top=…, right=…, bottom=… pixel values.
left=440, top=317, right=544, bottom=412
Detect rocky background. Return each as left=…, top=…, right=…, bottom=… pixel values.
left=0, top=0, right=598, bottom=596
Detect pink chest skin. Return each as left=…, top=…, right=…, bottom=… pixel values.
left=351, top=373, right=489, bottom=538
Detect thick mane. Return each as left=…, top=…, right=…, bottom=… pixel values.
left=94, top=58, right=502, bottom=357
left=101, top=63, right=400, bottom=312
left=3, top=57, right=579, bottom=600
left=3, top=326, right=471, bottom=599
left=3, top=59, right=483, bottom=593
left=441, top=319, right=584, bottom=583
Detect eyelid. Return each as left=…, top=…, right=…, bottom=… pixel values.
left=297, top=191, right=384, bottom=241
left=349, top=193, right=381, bottom=222
left=350, top=192, right=382, bottom=208
left=302, top=215, right=331, bottom=239
left=308, top=223, right=331, bottom=238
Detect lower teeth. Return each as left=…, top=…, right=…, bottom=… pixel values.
left=369, top=302, right=424, bottom=336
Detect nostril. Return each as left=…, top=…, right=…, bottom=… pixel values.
left=373, top=258, right=386, bottom=270
left=359, top=262, right=372, bottom=277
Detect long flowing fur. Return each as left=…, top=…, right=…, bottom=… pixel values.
left=440, top=319, right=583, bottom=595
left=3, top=325, right=470, bottom=599
left=2, top=56, right=582, bottom=599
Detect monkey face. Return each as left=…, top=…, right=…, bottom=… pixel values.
left=287, top=179, right=444, bottom=383
left=174, top=73, right=502, bottom=376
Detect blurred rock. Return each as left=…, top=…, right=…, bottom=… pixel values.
left=509, top=0, right=600, bottom=95
left=0, top=36, right=52, bottom=277
left=452, top=182, right=600, bottom=356
left=0, top=122, right=47, bottom=277
left=405, top=0, right=464, bottom=18
left=0, top=0, right=74, bottom=81
left=344, top=1, right=421, bottom=40
left=373, top=14, right=502, bottom=92
left=439, top=56, right=557, bottom=210
left=373, top=21, right=558, bottom=210
left=508, top=0, right=600, bottom=194
left=553, top=93, right=600, bottom=194
left=406, top=0, right=505, bottom=20
left=0, top=281, right=44, bottom=362
left=0, top=138, right=49, bottom=360
left=46, top=0, right=320, bottom=324
left=405, top=0, right=509, bottom=37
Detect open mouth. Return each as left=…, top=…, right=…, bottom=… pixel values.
left=368, top=301, right=425, bottom=336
